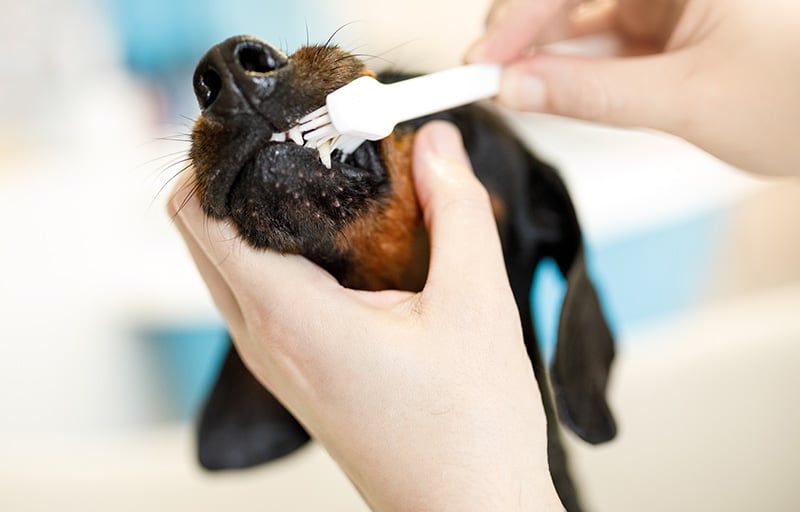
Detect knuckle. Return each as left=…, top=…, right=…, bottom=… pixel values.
left=462, top=175, right=492, bottom=202
left=445, top=181, right=493, bottom=216
left=558, top=72, right=617, bottom=121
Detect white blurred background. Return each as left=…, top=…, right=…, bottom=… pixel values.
left=1, top=0, right=798, bottom=510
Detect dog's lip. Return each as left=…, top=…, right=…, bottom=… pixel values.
left=211, top=136, right=366, bottom=214
left=263, top=135, right=338, bottom=166
left=260, top=133, right=364, bottom=172
left=266, top=130, right=338, bottom=169
left=195, top=101, right=368, bottom=217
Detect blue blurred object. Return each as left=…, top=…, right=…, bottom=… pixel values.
left=534, top=208, right=730, bottom=362
left=103, top=0, right=329, bottom=118
left=104, top=0, right=306, bottom=78
left=140, top=323, right=229, bottom=420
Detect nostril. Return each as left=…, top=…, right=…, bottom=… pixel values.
left=192, top=37, right=287, bottom=118
left=194, top=68, right=222, bottom=111
left=236, top=42, right=280, bottom=74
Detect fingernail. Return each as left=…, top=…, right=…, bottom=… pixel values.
left=424, top=123, right=472, bottom=172
left=500, top=68, right=547, bottom=111
left=427, top=122, right=464, bottom=157
left=413, top=122, right=473, bottom=184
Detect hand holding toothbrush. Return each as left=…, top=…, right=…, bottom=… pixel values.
left=467, top=0, right=800, bottom=177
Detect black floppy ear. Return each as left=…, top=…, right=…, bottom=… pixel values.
left=550, top=249, right=617, bottom=444
left=197, top=342, right=310, bottom=470
left=525, top=155, right=617, bottom=445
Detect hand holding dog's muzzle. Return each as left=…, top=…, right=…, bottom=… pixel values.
left=169, top=121, right=562, bottom=511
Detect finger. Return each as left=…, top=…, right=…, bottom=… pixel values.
left=411, top=122, right=510, bottom=305
left=168, top=177, right=245, bottom=332
left=532, top=8, right=575, bottom=46
left=536, top=0, right=618, bottom=45
left=498, top=51, right=692, bottom=133
left=467, top=0, right=570, bottom=64
left=168, top=172, right=365, bottom=342
left=166, top=171, right=433, bottom=388
left=617, top=0, right=688, bottom=48
left=484, top=0, right=512, bottom=29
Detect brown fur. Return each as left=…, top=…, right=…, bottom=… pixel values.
left=335, top=131, right=428, bottom=292
left=277, top=45, right=375, bottom=126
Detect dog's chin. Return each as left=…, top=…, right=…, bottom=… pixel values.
left=202, top=138, right=386, bottom=252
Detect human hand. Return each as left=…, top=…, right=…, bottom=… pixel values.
left=467, top=0, right=800, bottom=176
left=169, top=122, right=563, bottom=511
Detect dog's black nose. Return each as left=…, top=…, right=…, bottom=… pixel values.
left=193, top=36, right=289, bottom=120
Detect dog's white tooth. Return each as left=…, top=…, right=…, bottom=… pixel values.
left=270, top=131, right=287, bottom=142
left=304, top=133, right=327, bottom=149
left=318, top=140, right=332, bottom=169
left=289, top=126, right=304, bottom=145
left=303, top=133, right=326, bottom=149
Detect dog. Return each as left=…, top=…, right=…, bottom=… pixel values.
left=187, top=35, right=617, bottom=512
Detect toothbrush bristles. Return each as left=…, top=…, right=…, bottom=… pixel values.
left=303, top=123, right=339, bottom=147
left=336, top=135, right=365, bottom=155
left=299, top=105, right=328, bottom=124
left=267, top=105, right=366, bottom=168
left=298, top=111, right=332, bottom=132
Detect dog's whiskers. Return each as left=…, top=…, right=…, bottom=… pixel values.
left=170, top=176, right=203, bottom=220
left=152, top=160, right=195, bottom=212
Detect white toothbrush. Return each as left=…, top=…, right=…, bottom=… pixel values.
left=275, top=64, right=501, bottom=167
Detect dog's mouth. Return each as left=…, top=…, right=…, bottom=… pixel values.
left=190, top=109, right=378, bottom=220
left=268, top=118, right=345, bottom=169
left=188, top=36, right=388, bottom=252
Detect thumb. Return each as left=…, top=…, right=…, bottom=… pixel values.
left=412, top=122, right=511, bottom=305
left=499, top=52, right=692, bottom=133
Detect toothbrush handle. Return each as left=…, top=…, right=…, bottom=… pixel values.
left=384, top=64, right=501, bottom=123
left=326, top=64, right=501, bottom=140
